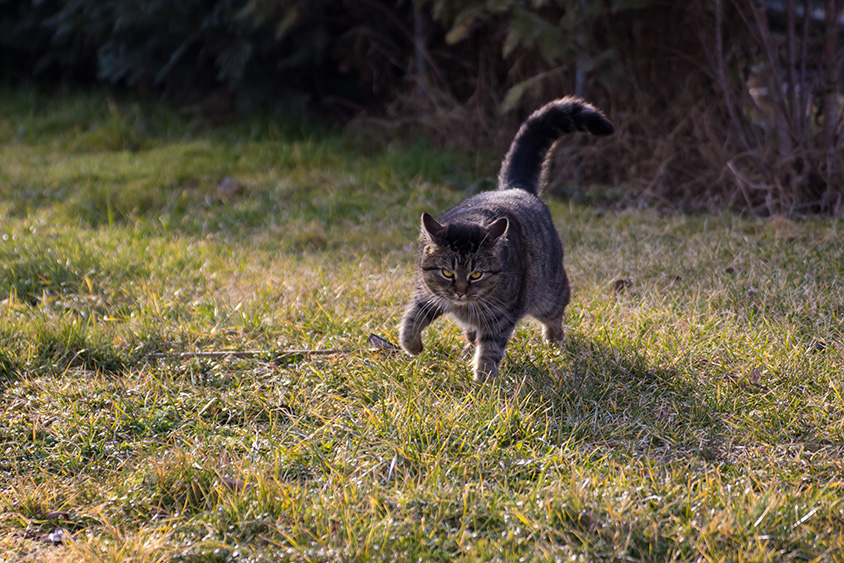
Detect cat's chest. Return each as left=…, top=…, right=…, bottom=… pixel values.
left=446, top=304, right=475, bottom=326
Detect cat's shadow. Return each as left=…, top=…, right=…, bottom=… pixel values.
left=485, top=332, right=729, bottom=463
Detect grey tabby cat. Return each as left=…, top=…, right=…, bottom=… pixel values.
left=399, top=96, right=614, bottom=381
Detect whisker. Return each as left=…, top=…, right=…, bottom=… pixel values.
left=474, top=299, right=497, bottom=336
left=478, top=295, right=516, bottom=324
left=412, top=295, right=445, bottom=328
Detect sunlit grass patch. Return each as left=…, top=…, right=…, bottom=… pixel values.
left=1, top=89, right=843, bottom=561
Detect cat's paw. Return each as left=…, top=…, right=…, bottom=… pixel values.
left=400, top=334, right=424, bottom=356
left=542, top=322, right=564, bottom=344
left=459, top=341, right=475, bottom=360
left=472, top=359, right=499, bottom=383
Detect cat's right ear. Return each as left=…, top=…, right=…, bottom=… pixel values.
left=421, top=212, right=445, bottom=239
left=486, top=217, right=509, bottom=241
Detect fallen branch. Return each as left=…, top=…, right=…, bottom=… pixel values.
left=146, top=333, right=400, bottom=361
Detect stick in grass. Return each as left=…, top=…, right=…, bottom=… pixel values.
left=147, top=333, right=400, bottom=360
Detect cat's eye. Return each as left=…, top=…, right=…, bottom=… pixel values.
left=468, top=271, right=483, bottom=281
left=441, top=269, right=455, bottom=279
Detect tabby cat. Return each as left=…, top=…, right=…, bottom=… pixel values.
left=399, top=97, right=614, bottom=381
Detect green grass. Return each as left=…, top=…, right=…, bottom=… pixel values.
left=1, top=88, right=843, bottom=562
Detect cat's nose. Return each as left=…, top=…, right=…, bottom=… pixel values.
left=454, top=282, right=467, bottom=298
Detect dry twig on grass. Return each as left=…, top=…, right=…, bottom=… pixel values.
left=146, top=333, right=400, bottom=361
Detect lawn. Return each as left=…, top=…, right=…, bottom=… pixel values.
left=1, top=90, right=843, bottom=562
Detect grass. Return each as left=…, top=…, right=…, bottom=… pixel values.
left=1, top=88, right=843, bottom=562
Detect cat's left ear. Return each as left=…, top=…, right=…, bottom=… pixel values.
left=486, top=217, right=509, bottom=242
left=421, top=212, right=446, bottom=239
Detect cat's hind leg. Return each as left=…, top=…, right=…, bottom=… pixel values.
left=539, top=317, right=564, bottom=343
left=533, top=279, right=569, bottom=344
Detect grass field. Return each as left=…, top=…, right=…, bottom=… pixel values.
left=1, top=89, right=843, bottom=562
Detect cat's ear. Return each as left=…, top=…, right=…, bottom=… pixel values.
left=486, top=217, right=509, bottom=242
left=421, top=212, right=445, bottom=239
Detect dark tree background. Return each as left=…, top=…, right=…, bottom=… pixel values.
left=2, top=0, right=842, bottom=215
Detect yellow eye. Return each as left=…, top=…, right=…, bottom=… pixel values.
left=441, top=269, right=455, bottom=278
left=468, top=272, right=482, bottom=281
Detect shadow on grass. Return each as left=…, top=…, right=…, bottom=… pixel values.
left=0, top=323, right=130, bottom=388
left=499, top=332, right=729, bottom=464
left=0, top=351, right=18, bottom=385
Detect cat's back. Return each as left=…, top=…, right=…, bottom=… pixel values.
left=441, top=187, right=551, bottom=224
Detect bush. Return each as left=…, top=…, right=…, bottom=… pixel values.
left=2, top=0, right=842, bottom=215
left=0, top=0, right=398, bottom=112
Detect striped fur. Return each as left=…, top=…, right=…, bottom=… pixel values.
left=399, top=97, right=613, bottom=381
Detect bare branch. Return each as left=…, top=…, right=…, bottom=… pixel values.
left=147, top=334, right=400, bottom=361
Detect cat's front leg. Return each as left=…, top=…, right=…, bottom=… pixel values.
left=472, top=326, right=515, bottom=382
left=399, top=296, right=443, bottom=356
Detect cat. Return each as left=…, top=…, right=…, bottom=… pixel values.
left=399, top=96, right=614, bottom=381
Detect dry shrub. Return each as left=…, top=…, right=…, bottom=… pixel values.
left=354, top=1, right=844, bottom=216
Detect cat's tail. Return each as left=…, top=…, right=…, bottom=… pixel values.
left=497, top=96, right=614, bottom=195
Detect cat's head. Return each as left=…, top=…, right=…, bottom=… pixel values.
left=418, top=212, right=508, bottom=303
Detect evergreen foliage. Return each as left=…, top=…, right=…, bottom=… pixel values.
left=2, top=1, right=842, bottom=215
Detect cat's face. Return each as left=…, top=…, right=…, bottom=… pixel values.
left=418, top=213, right=508, bottom=305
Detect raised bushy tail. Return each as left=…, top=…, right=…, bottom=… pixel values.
left=497, top=96, right=614, bottom=195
